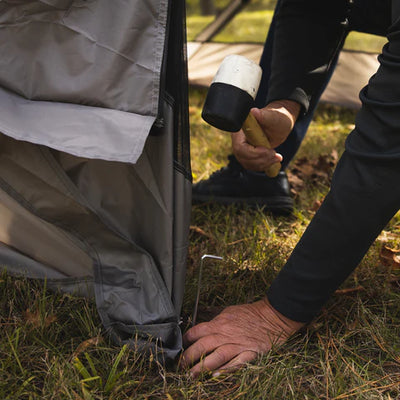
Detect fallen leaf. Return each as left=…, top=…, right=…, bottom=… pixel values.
left=24, top=309, right=57, bottom=328
left=311, top=199, right=323, bottom=212
left=189, top=225, right=215, bottom=241
left=24, top=309, right=40, bottom=326
left=72, top=337, right=103, bottom=359
left=379, top=245, right=400, bottom=269
left=377, top=230, right=400, bottom=243
left=335, top=286, right=365, bottom=295
left=287, top=172, right=304, bottom=196
left=288, top=152, right=338, bottom=194
left=315, top=155, right=334, bottom=174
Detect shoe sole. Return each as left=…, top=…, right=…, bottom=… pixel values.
left=192, top=194, right=293, bottom=215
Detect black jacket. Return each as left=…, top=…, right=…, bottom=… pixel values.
left=266, top=0, right=392, bottom=113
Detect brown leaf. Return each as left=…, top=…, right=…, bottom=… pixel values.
left=335, top=286, right=365, bottom=295
left=288, top=152, right=338, bottom=193
left=72, top=337, right=103, bottom=359
left=377, top=230, right=400, bottom=243
left=45, top=314, right=57, bottom=327
left=380, top=245, right=400, bottom=269
left=311, top=199, right=323, bottom=212
left=287, top=172, right=304, bottom=195
left=292, top=157, right=315, bottom=177
left=24, top=309, right=40, bottom=326
left=332, top=149, right=339, bottom=162
left=316, top=155, right=333, bottom=174
left=24, top=309, right=57, bottom=328
left=190, top=225, right=215, bottom=241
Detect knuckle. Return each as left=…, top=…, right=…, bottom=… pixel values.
left=195, top=341, right=208, bottom=356
left=214, top=347, right=229, bottom=364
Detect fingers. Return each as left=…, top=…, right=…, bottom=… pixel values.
left=183, top=320, right=216, bottom=348
left=183, top=345, right=258, bottom=378
left=188, top=344, right=243, bottom=378
left=231, top=130, right=269, bottom=158
left=180, top=300, right=305, bottom=379
left=181, top=319, right=245, bottom=376
left=181, top=332, right=223, bottom=368
left=231, top=130, right=282, bottom=172
left=213, top=350, right=257, bottom=377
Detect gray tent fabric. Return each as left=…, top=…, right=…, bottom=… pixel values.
left=188, top=41, right=381, bottom=109
left=0, top=0, right=168, bottom=163
left=0, top=0, right=191, bottom=361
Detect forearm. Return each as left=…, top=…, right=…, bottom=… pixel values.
left=267, top=0, right=349, bottom=113
left=267, top=9, right=400, bottom=321
left=267, top=150, right=400, bottom=322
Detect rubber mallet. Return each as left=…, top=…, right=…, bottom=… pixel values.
left=202, top=54, right=281, bottom=178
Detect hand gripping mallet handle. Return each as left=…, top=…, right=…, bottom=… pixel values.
left=242, top=112, right=281, bottom=177
left=201, top=54, right=281, bottom=178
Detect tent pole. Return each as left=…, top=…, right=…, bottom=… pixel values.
left=194, top=0, right=251, bottom=43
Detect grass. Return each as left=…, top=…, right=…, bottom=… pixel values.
left=1, top=88, right=400, bottom=399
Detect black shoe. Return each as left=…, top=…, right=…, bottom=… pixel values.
left=192, top=155, right=293, bottom=214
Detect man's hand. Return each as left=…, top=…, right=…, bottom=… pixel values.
left=231, top=130, right=283, bottom=172
left=181, top=298, right=305, bottom=378
left=232, top=100, right=301, bottom=172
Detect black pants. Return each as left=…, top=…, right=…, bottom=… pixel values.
left=267, top=3, right=400, bottom=322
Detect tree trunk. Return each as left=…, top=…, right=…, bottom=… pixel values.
left=200, top=0, right=216, bottom=15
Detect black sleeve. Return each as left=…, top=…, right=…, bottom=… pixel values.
left=266, top=0, right=350, bottom=113
left=267, top=1, right=396, bottom=323
left=350, top=0, right=391, bottom=36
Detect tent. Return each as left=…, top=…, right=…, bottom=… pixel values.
left=188, top=0, right=382, bottom=109
left=0, top=0, right=191, bottom=361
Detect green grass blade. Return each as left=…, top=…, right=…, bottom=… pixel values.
left=104, top=344, right=128, bottom=393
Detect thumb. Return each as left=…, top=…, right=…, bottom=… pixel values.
left=250, top=107, right=262, bottom=123
left=250, top=107, right=272, bottom=133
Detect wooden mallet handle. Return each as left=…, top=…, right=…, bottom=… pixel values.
left=242, top=112, right=281, bottom=178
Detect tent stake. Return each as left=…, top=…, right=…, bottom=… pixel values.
left=192, top=254, right=223, bottom=327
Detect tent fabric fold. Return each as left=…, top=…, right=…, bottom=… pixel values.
left=0, top=0, right=169, bottom=163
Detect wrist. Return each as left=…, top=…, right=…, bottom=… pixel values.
left=266, top=99, right=301, bottom=127
left=261, top=297, right=305, bottom=333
